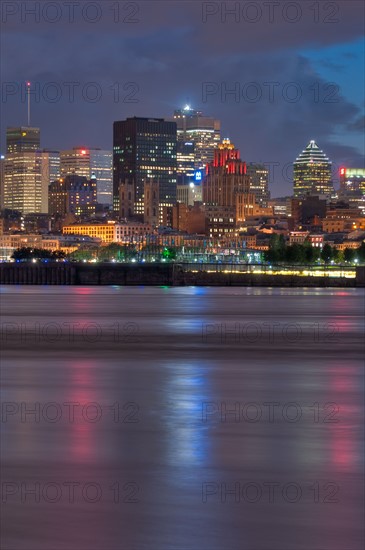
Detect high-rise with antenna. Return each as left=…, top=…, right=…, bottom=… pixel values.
left=3, top=84, right=45, bottom=213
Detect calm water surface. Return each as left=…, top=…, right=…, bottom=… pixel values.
left=0, top=286, right=364, bottom=550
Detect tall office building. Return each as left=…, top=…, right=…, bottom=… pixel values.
left=6, top=127, right=40, bottom=153
left=340, top=167, right=365, bottom=195
left=113, top=117, right=177, bottom=215
left=39, top=150, right=60, bottom=212
left=3, top=126, right=52, bottom=214
left=203, top=139, right=254, bottom=236
left=3, top=150, right=59, bottom=214
left=60, top=147, right=112, bottom=205
left=49, top=174, right=97, bottom=217
left=203, top=139, right=249, bottom=206
left=176, top=141, right=195, bottom=181
left=293, top=140, right=334, bottom=198
left=0, top=154, right=5, bottom=208
left=173, top=106, right=220, bottom=172
left=246, top=163, right=270, bottom=206
left=4, top=152, right=42, bottom=213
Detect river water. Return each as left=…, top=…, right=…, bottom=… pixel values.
left=0, top=286, right=364, bottom=550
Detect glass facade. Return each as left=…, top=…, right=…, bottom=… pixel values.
left=177, top=141, right=195, bottom=180
left=173, top=107, right=221, bottom=172
left=4, top=152, right=42, bottom=213
left=6, top=127, right=40, bottom=154
left=340, top=167, right=365, bottom=195
left=246, top=163, right=270, bottom=206
left=293, top=140, right=334, bottom=198
left=113, top=117, right=177, bottom=214
left=60, top=148, right=112, bottom=205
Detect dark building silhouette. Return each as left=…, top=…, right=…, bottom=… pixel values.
left=113, top=117, right=177, bottom=215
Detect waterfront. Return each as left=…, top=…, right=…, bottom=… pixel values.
left=1, top=286, right=364, bottom=550
left=0, top=262, right=363, bottom=287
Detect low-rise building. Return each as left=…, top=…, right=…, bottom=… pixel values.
left=307, top=234, right=324, bottom=248
left=63, top=221, right=153, bottom=244
left=289, top=231, right=310, bottom=245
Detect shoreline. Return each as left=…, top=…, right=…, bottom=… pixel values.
left=1, top=263, right=364, bottom=288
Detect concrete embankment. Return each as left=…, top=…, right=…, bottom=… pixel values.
left=0, top=263, right=364, bottom=287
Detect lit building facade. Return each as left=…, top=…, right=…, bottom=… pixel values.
left=202, top=139, right=253, bottom=237
left=177, top=182, right=202, bottom=206
left=39, top=150, right=60, bottom=212
left=62, top=221, right=152, bottom=244
left=293, top=140, right=334, bottom=198
left=203, top=139, right=250, bottom=207
left=3, top=126, right=45, bottom=214
left=113, top=117, right=177, bottom=215
left=49, top=175, right=97, bottom=217
left=340, top=167, right=365, bottom=195
left=3, top=149, right=59, bottom=215
left=0, top=154, right=5, bottom=208
left=205, top=205, right=236, bottom=238
left=173, top=106, right=220, bottom=171
left=4, top=153, right=48, bottom=214
left=176, top=141, right=195, bottom=180
left=6, top=127, right=40, bottom=154
left=246, top=163, right=270, bottom=206
left=60, top=147, right=112, bottom=205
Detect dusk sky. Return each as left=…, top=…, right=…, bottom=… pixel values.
left=1, top=0, right=364, bottom=196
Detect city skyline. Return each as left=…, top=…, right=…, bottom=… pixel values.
left=1, top=1, right=364, bottom=197
left=0, top=103, right=360, bottom=200
left=1, top=4, right=364, bottom=550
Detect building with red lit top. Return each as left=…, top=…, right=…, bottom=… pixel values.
left=203, top=139, right=254, bottom=237
left=203, top=139, right=249, bottom=206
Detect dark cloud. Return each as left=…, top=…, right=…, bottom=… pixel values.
left=347, top=115, right=365, bottom=132
left=0, top=0, right=364, bottom=195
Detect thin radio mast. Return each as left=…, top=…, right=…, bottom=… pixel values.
left=26, top=81, right=31, bottom=126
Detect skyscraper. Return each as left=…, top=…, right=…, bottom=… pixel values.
left=203, top=139, right=252, bottom=236
left=113, top=117, right=177, bottom=216
left=203, top=139, right=249, bottom=206
left=39, top=150, right=60, bottom=212
left=293, top=140, right=334, bottom=198
left=0, top=155, right=5, bottom=209
left=4, top=152, right=42, bottom=213
left=246, top=163, right=270, bottom=206
left=176, top=141, right=195, bottom=181
left=6, top=127, right=40, bottom=154
left=339, top=167, right=365, bottom=195
left=60, top=147, right=113, bottom=205
left=3, top=126, right=49, bottom=214
left=173, top=106, right=220, bottom=172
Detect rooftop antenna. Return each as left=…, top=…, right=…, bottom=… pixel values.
left=26, top=81, right=31, bottom=126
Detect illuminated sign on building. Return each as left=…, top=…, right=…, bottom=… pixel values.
left=194, top=170, right=203, bottom=182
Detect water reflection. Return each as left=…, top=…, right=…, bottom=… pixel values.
left=164, top=362, right=212, bottom=466
left=67, top=360, right=99, bottom=463
left=0, top=287, right=364, bottom=550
